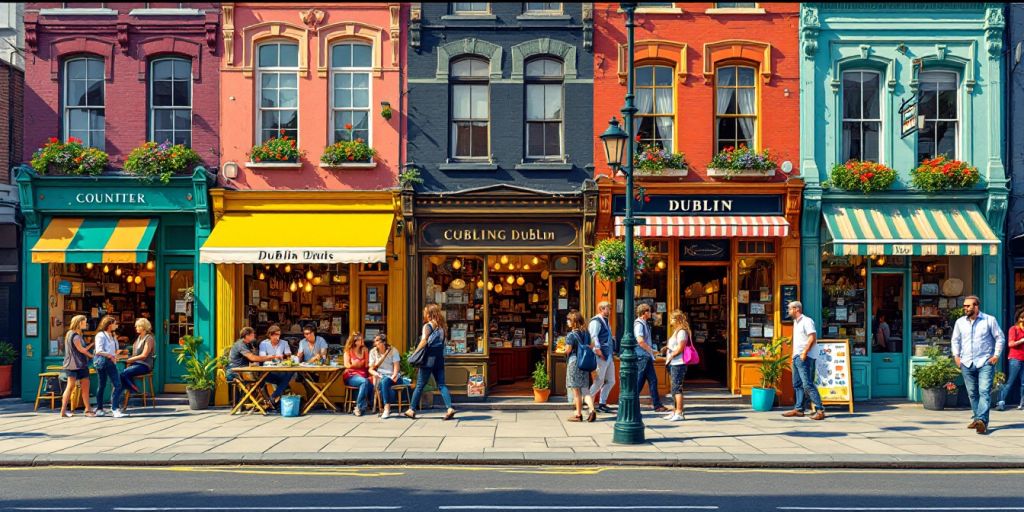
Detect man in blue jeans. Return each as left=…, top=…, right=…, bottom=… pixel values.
left=782, top=301, right=825, bottom=421
left=634, top=303, right=668, bottom=413
left=952, top=295, right=1004, bottom=435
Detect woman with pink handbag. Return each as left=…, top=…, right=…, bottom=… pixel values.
left=664, top=310, right=697, bottom=421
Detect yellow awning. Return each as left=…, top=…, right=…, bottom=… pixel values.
left=199, top=212, right=394, bottom=264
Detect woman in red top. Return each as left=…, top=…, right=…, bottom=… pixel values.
left=997, top=309, right=1024, bottom=411
left=342, top=331, right=373, bottom=416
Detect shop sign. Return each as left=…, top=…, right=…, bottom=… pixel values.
left=57, top=280, right=72, bottom=295
left=900, top=96, right=919, bottom=139
left=780, top=284, right=798, bottom=322
left=679, top=239, right=729, bottom=261
left=614, top=195, right=782, bottom=216
left=32, top=186, right=196, bottom=212
left=419, top=221, right=579, bottom=249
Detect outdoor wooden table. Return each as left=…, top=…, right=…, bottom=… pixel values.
left=230, top=365, right=342, bottom=416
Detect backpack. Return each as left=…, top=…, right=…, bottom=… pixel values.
left=571, top=331, right=598, bottom=372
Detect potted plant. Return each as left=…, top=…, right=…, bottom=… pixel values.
left=826, top=160, right=898, bottom=193
left=707, top=144, right=777, bottom=179
left=944, top=381, right=959, bottom=408
left=633, top=142, right=687, bottom=177
left=0, top=341, right=16, bottom=398
left=912, top=345, right=961, bottom=410
left=30, top=137, right=109, bottom=176
left=247, top=130, right=304, bottom=168
left=532, top=360, right=550, bottom=403
left=991, top=370, right=1007, bottom=405
left=910, top=156, right=981, bottom=193
left=587, top=238, right=650, bottom=282
left=174, top=335, right=222, bottom=410
left=397, top=167, right=424, bottom=188
left=123, top=141, right=201, bottom=184
left=752, top=336, right=790, bottom=411
left=320, top=124, right=377, bottom=169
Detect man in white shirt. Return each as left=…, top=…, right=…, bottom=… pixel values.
left=783, top=301, right=825, bottom=420
left=951, top=295, right=1005, bottom=434
left=588, top=301, right=616, bottom=413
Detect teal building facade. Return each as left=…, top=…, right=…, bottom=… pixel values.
left=799, top=3, right=1008, bottom=401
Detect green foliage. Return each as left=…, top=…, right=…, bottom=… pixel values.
left=398, top=167, right=424, bottom=187
left=828, top=160, right=898, bottom=193
left=912, top=345, right=961, bottom=390
left=124, top=141, right=200, bottom=184
left=709, top=144, right=777, bottom=172
left=0, top=341, right=16, bottom=365
left=248, top=133, right=303, bottom=163
left=757, top=336, right=791, bottom=389
left=532, top=360, right=549, bottom=390
left=31, top=137, right=109, bottom=176
left=404, top=348, right=436, bottom=392
left=633, top=143, right=687, bottom=174
left=910, top=156, right=981, bottom=192
left=174, top=335, right=224, bottom=391
left=321, top=139, right=376, bottom=165
left=587, top=238, right=649, bottom=281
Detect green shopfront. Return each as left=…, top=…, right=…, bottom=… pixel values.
left=17, top=167, right=215, bottom=399
left=799, top=4, right=1008, bottom=401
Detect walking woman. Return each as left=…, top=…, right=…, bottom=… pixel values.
left=59, top=315, right=95, bottom=417
left=998, top=308, right=1024, bottom=411
left=405, top=304, right=456, bottom=420
left=342, top=331, right=373, bottom=417
left=663, top=310, right=691, bottom=421
left=115, top=318, right=155, bottom=412
left=565, top=309, right=596, bottom=422
left=93, top=315, right=124, bottom=417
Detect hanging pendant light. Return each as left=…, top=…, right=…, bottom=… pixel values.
left=115, top=267, right=123, bottom=276
left=494, top=284, right=503, bottom=293
left=532, top=256, right=539, bottom=265
left=476, top=279, right=485, bottom=289
left=284, top=264, right=292, bottom=273
left=103, top=264, right=110, bottom=273
left=125, top=274, right=133, bottom=282
left=487, top=281, right=494, bottom=291
left=506, top=275, right=515, bottom=285
left=304, top=281, right=313, bottom=293
left=523, top=263, right=531, bottom=271
left=559, top=285, right=568, bottom=297
left=146, top=260, right=154, bottom=270
left=134, top=276, right=143, bottom=284
left=313, top=276, right=323, bottom=285
left=516, top=276, right=525, bottom=286
left=493, top=262, right=501, bottom=271
left=258, top=271, right=266, bottom=280
left=452, top=258, right=462, bottom=270
left=86, top=262, right=94, bottom=270
left=507, top=263, right=515, bottom=270
left=500, top=255, right=509, bottom=265
left=290, top=281, right=298, bottom=292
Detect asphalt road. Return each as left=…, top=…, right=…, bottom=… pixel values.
left=1, top=466, right=1022, bottom=511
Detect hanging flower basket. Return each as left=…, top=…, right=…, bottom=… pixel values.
left=124, top=141, right=201, bottom=184
left=633, top=142, right=688, bottom=177
left=587, top=238, right=649, bottom=282
left=706, top=144, right=777, bottom=179
left=910, top=156, right=981, bottom=192
left=248, top=130, right=304, bottom=168
left=31, top=137, right=109, bottom=177
left=827, top=160, right=898, bottom=193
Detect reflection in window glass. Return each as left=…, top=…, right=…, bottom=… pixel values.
left=525, top=2, right=561, bottom=13
left=841, top=70, right=881, bottom=162
left=526, top=58, right=563, bottom=159
left=635, top=65, right=674, bottom=151
left=150, top=57, right=192, bottom=146
left=917, top=71, right=958, bottom=162
left=64, top=57, right=105, bottom=150
left=257, top=42, right=299, bottom=143
left=453, top=2, right=488, bottom=13
left=715, top=65, right=756, bottom=151
left=331, top=43, right=372, bottom=145
left=451, top=58, right=490, bottom=159
left=424, top=256, right=484, bottom=355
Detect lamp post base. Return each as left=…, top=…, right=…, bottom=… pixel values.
left=612, top=421, right=646, bottom=445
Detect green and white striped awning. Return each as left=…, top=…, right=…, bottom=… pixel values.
left=823, top=203, right=1000, bottom=257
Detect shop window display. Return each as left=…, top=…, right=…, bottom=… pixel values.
left=736, top=256, right=775, bottom=357
left=486, top=255, right=552, bottom=349
left=910, top=256, right=971, bottom=357
left=424, top=256, right=484, bottom=355
left=821, top=255, right=867, bottom=356
left=615, top=241, right=669, bottom=346
left=244, top=263, right=351, bottom=349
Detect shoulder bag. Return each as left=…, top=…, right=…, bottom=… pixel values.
left=573, top=331, right=598, bottom=372
left=408, top=325, right=430, bottom=367
left=681, top=330, right=700, bottom=365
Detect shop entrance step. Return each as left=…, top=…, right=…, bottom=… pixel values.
left=449, top=389, right=748, bottom=410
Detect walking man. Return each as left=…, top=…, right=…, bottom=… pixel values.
left=635, top=303, right=668, bottom=412
left=783, top=301, right=826, bottom=420
left=588, top=301, right=616, bottom=413
left=952, top=295, right=1004, bottom=435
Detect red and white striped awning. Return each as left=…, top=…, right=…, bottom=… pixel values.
left=614, top=215, right=790, bottom=238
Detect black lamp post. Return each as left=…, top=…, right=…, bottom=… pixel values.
left=599, top=2, right=645, bottom=445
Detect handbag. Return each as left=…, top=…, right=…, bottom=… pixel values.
left=681, top=331, right=700, bottom=365
left=408, top=346, right=427, bottom=368
left=572, top=331, right=598, bottom=372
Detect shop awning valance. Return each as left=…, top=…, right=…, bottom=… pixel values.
left=823, top=203, right=1000, bottom=257
left=614, top=215, right=790, bottom=238
left=200, top=212, right=394, bottom=264
left=31, top=217, right=158, bottom=264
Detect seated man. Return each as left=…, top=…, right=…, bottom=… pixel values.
left=368, top=333, right=411, bottom=419
left=257, top=325, right=295, bottom=406
left=227, top=326, right=284, bottom=409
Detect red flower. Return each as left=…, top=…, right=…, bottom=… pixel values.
left=279, top=129, right=286, bottom=135
left=48, top=137, right=58, bottom=144
left=344, top=123, right=353, bottom=131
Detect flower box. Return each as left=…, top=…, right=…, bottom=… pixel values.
left=707, top=145, right=778, bottom=180
left=246, top=161, right=303, bottom=170
left=910, top=156, right=980, bottom=192
left=320, top=161, right=377, bottom=170
left=636, top=167, right=689, bottom=180
left=707, top=167, right=775, bottom=179
left=828, top=160, right=897, bottom=193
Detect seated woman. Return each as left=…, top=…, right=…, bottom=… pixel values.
left=342, top=331, right=373, bottom=416
left=369, top=333, right=410, bottom=419
left=114, top=318, right=156, bottom=410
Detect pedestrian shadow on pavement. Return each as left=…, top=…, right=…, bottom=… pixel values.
left=0, top=431, right=47, bottom=438
left=879, top=425, right=919, bottom=432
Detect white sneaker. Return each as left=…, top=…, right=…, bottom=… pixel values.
left=668, top=413, right=685, bottom=422
left=94, top=409, right=107, bottom=417
left=1018, top=404, right=1024, bottom=411
left=111, top=409, right=126, bottom=418
left=663, top=413, right=676, bottom=420
left=380, top=409, right=391, bottom=419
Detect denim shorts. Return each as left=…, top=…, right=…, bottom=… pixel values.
left=64, top=368, right=88, bottom=380
left=669, top=364, right=687, bottom=395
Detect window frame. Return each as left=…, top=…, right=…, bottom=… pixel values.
left=449, top=57, right=491, bottom=161
left=715, top=2, right=757, bottom=8
left=255, top=40, right=301, bottom=145
left=62, top=55, right=106, bottom=150
left=328, top=41, right=374, bottom=147
left=840, top=69, right=883, bottom=163
left=916, top=69, right=960, bottom=162
left=713, top=62, right=758, bottom=152
left=149, top=56, right=194, bottom=147
left=524, top=57, right=565, bottom=161
left=634, top=63, right=676, bottom=152
left=452, top=2, right=490, bottom=15
left=524, top=2, right=562, bottom=14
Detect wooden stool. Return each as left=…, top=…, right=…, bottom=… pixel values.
left=34, top=371, right=63, bottom=411
left=374, top=383, right=410, bottom=413
left=341, top=385, right=363, bottom=413
left=122, top=373, right=156, bottom=410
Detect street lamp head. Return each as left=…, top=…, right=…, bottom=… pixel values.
left=600, top=116, right=628, bottom=172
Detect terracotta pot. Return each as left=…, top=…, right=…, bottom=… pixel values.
left=0, top=365, right=11, bottom=397
left=533, top=387, right=551, bottom=403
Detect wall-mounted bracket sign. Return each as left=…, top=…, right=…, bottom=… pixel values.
left=419, top=221, right=580, bottom=250
left=900, top=96, right=919, bottom=139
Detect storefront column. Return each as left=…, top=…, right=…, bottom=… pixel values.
left=213, top=264, right=237, bottom=406
left=17, top=227, right=43, bottom=401
left=981, top=253, right=1004, bottom=324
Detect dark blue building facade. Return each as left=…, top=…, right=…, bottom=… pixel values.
left=401, top=2, right=596, bottom=398
left=1007, top=3, right=1024, bottom=406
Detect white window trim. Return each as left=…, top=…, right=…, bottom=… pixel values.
left=840, top=69, right=883, bottom=164
left=629, top=4, right=683, bottom=14
left=129, top=8, right=204, bottom=16
left=450, top=83, right=491, bottom=160
left=62, top=56, right=105, bottom=150
left=917, top=69, right=961, bottom=161
left=705, top=7, right=766, bottom=14
left=41, top=8, right=117, bottom=16
left=525, top=82, right=565, bottom=160
left=329, top=43, right=374, bottom=147
left=149, top=57, right=194, bottom=146
left=255, top=41, right=301, bottom=146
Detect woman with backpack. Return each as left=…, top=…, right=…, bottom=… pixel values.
left=405, top=303, right=456, bottom=420
left=663, top=309, right=693, bottom=421
left=565, top=309, right=596, bottom=422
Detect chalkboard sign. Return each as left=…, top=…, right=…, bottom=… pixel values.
left=780, top=284, right=798, bottom=322
left=814, top=338, right=854, bottom=413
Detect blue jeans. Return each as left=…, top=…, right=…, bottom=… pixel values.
left=92, top=356, right=122, bottom=411
left=636, top=357, right=664, bottom=409
left=377, top=375, right=412, bottom=406
left=409, top=351, right=454, bottom=413
left=115, top=363, right=151, bottom=408
left=266, top=372, right=294, bottom=401
left=999, top=359, right=1024, bottom=408
left=962, top=362, right=994, bottom=425
left=792, top=355, right=823, bottom=412
left=344, top=374, right=373, bottom=411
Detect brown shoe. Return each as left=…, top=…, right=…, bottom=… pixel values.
left=653, top=406, right=670, bottom=413
left=567, top=414, right=583, bottom=422
left=968, top=419, right=980, bottom=429
left=975, top=420, right=987, bottom=434
left=810, top=411, right=826, bottom=421
left=782, top=409, right=805, bottom=418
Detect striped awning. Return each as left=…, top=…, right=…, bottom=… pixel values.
left=32, top=217, right=158, bottom=264
left=823, top=203, right=1000, bottom=256
left=615, top=215, right=790, bottom=238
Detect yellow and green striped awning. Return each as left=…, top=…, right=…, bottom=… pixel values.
left=824, top=203, right=1000, bottom=257
left=31, top=217, right=158, bottom=264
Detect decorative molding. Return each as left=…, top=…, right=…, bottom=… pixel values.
left=25, top=14, right=37, bottom=53
left=316, top=21, right=384, bottom=78
left=135, top=37, right=202, bottom=81
left=799, top=5, right=820, bottom=59
left=204, top=10, right=219, bottom=53
left=239, top=21, right=309, bottom=77
left=984, top=6, right=1005, bottom=59
left=300, top=8, right=326, bottom=32
left=582, top=3, right=593, bottom=51
left=618, top=39, right=687, bottom=85
left=702, top=39, right=772, bottom=85
left=830, top=52, right=897, bottom=93
left=389, top=3, right=401, bottom=66
left=117, top=21, right=129, bottom=54
left=48, top=36, right=116, bottom=81
left=435, top=38, right=502, bottom=80
left=511, top=38, right=577, bottom=80
left=409, top=3, right=421, bottom=50
left=911, top=43, right=975, bottom=93
left=222, top=3, right=235, bottom=64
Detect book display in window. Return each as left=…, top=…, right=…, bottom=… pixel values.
left=736, top=258, right=774, bottom=357
left=821, top=256, right=866, bottom=356
left=424, top=256, right=484, bottom=355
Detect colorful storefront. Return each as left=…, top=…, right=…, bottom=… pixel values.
left=799, top=3, right=1008, bottom=400
left=17, top=167, right=215, bottom=398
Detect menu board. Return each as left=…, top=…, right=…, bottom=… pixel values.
left=814, top=338, right=854, bottom=413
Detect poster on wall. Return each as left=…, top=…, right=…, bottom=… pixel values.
left=814, top=338, right=854, bottom=413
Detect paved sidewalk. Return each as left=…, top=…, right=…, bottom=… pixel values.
left=3, top=399, right=1024, bottom=468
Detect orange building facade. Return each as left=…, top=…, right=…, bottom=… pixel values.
left=592, top=3, right=803, bottom=399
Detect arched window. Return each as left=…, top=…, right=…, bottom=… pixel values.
left=841, top=70, right=881, bottom=162
left=635, top=65, right=674, bottom=151
left=257, top=41, right=299, bottom=143
left=63, top=56, right=105, bottom=150
left=330, top=42, right=372, bottom=144
left=450, top=57, right=490, bottom=159
left=150, top=57, right=192, bottom=147
left=714, top=64, right=756, bottom=151
left=917, top=70, right=958, bottom=162
left=525, top=58, right=563, bottom=159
